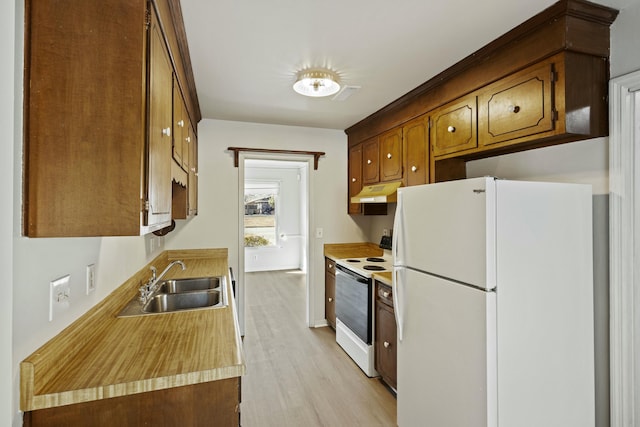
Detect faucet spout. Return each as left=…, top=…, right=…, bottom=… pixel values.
left=139, top=260, right=187, bottom=304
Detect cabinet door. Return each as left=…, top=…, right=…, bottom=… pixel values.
left=188, top=124, right=198, bottom=216
left=478, top=61, right=554, bottom=147
left=379, top=128, right=403, bottom=182
left=348, top=143, right=363, bottom=215
left=362, top=137, right=380, bottom=184
left=375, top=293, right=397, bottom=390
left=403, top=116, right=428, bottom=186
left=431, top=95, right=477, bottom=157
left=172, top=79, right=185, bottom=168
left=146, top=8, right=173, bottom=228
left=325, top=258, right=336, bottom=329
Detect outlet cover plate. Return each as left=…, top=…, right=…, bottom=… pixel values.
left=86, top=264, right=96, bottom=295
left=50, top=275, right=70, bottom=321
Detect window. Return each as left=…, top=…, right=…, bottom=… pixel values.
left=244, top=181, right=279, bottom=247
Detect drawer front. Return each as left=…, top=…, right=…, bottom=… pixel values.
left=377, top=282, right=393, bottom=307
left=431, top=95, right=477, bottom=157
left=478, top=61, right=555, bottom=146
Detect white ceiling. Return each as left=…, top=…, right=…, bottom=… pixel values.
left=180, top=0, right=632, bottom=131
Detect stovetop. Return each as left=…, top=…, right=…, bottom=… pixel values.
left=335, top=252, right=393, bottom=278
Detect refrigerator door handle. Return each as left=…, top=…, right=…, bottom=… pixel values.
left=392, top=191, right=403, bottom=265
left=393, top=266, right=404, bottom=342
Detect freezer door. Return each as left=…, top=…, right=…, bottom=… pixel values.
left=393, top=177, right=496, bottom=290
left=396, top=268, right=497, bottom=427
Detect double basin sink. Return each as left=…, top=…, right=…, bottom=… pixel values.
left=118, top=276, right=228, bottom=317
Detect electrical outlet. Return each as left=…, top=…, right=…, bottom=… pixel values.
left=86, top=264, right=96, bottom=295
left=50, top=275, right=71, bottom=321
left=315, top=228, right=323, bottom=238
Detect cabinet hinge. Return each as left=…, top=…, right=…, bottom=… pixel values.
left=550, top=70, right=557, bottom=83
left=142, top=199, right=150, bottom=212
left=551, top=108, right=558, bottom=122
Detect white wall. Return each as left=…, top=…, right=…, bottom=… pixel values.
left=2, top=0, right=15, bottom=425
left=244, top=164, right=305, bottom=272
left=165, top=119, right=370, bottom=327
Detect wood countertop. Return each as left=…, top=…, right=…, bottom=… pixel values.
left=20, top=249, right=245, bottom=412
left=373, top=271, right=392, bottom=286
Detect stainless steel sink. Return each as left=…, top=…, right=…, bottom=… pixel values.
left=142, top=290, right=221, bottom=313
left=157, top=277, right=221, bottom=293
left=117, top=275, right=228, bottom=317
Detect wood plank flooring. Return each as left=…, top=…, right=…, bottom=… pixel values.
left=241, top=270, right=397, bottom=426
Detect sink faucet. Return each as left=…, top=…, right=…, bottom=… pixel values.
left=139, top=260, right=186, bottom=304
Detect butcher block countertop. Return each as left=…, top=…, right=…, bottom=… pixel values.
left=20, top=248, right=245, bottom=412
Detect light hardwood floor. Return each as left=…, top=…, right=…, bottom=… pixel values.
left=241, top=270, right=397, bottom=426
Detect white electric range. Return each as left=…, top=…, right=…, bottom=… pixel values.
left=334, top=247, right=392, bottom=377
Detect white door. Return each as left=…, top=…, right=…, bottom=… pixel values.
left=395, top=267, right=497, bottom=427
left=393, top=177, right=496, bottom=290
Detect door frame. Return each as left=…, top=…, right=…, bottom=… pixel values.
left=609, top=69, right=640, bottom=427
left=236, top=152, right=314, bottom=335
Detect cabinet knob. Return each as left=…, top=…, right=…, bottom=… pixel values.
left=383, top=291, right=390, bottom=298
left=367, top=159, right=372, bottom=165
left=384, top=341, right=390, bottom=348
left=387, top=153, right=392, bottom=159
left=447, top=125, right=456, bottom=133
left=186, top=136, right=191, bottom=143
left=508, top=105, right=520, bottom=113
left=329, top=263, right=333, bottom=268
left=352, top=177, right=357, bottom=182
left=328, top=297, right=333, bottom=302
left=411, top=165, right=417, bottom=172
left=162, top=127, right=171, bottom=137
left=177, top=120, right=184, bottom=127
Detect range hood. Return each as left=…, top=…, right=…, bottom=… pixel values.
left=351, top=181, right=402, bottom=203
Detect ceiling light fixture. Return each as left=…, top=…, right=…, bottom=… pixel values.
left=293, top=69, right=341, bottom=98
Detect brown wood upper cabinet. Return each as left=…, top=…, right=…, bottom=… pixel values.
left=147, top=8, right=174, bottom=230
left=402, top=116, right=429, bottom=187
left=188, top=123, right=199, bottom=217
left=23, top=0, right=199, bottom=237
left=362, top=137, right=380, bottom=184
left=478, top=59, right=554, bottom=148
left=348, top=143, right=364, bottom=214
left=379, top=128, right=403, bottom=182
left=346, top=0, right=617, bottom=184
left=430, top=94, right=478, bottom=157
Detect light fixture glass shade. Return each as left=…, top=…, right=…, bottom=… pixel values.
left=293, top=69, right=340, bottom=97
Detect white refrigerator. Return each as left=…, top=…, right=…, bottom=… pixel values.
left=392, top=177, right=594, bottom=427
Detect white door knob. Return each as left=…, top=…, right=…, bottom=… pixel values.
left=384, top=341, right=390, bottom=348
left=367, top=159, right=372, bottom=164
left=447, top=125, right=456, bottom=133
left=411, top=166, right=417, bottom=172
left=352, top=178, right=357, bottom=182
left=328, top=297, right=333, bottom=302
left=387, top=153, right=392, bottom=159
left=162, top=127, right=171, bottom=136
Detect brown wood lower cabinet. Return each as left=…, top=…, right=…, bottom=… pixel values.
left=375, top=281, right=397, bottom=390
left=325, top=258, right=336, bottom=329
left=23, top=378, right=241, bottom=427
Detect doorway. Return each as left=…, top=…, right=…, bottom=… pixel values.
left=236, top=154, right=312, bottom=336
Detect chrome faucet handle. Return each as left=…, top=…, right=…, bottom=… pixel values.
left=149, top=266, right=157, bottom=281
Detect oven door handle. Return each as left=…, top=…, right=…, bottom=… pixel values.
left=335, top=264, right=369, bottom=284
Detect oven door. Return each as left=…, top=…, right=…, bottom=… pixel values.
left=335, top=265, right=372, bottom=344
